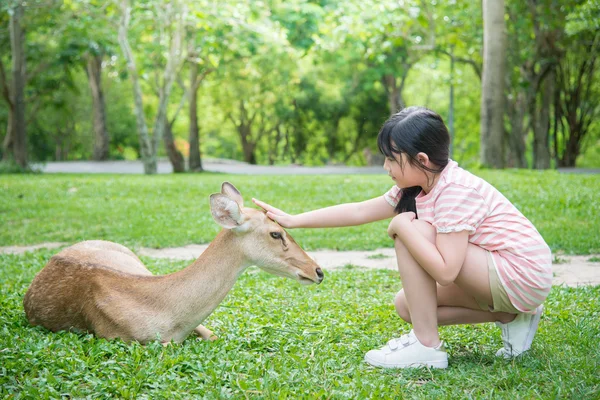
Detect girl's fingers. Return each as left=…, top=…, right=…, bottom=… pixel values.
left=253, top=198, right=282, bottom=214
left=252, top=198, right=271, bottom=210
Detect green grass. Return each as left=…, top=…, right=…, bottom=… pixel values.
left=1, top=171, right=599, bottom=397
left=1, top=170, right=599, bottom=253
left=1, top=251, right=598, bottom=398
left=367, top=253, right=392, bottom=259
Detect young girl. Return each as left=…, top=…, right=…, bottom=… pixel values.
left=253, top=106, right=552, bottom=369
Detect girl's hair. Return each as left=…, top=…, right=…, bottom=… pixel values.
left=377, top=106, right=450, bottom=215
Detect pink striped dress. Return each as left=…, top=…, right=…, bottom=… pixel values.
left=384, top=160, right=552, bottom=313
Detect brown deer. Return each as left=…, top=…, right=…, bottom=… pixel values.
left=23, top=182, right=323, bottom=344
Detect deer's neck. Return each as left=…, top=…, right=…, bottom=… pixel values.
left=142, top=230, right=249, bottom=336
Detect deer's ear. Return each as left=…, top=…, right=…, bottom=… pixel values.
left=210, top=194, right=247, bottom=230
left=221, top=182, right=244, bottom=208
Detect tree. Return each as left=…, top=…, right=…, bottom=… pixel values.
left=550, top=0, right=600, bottom=167
left=59, top=0, right=116, bottom=161
left=2, top=2, right=27, bottom=168
left=555, top=32, right=599, bottom=166
left=86, top=47, right=110, bottom=161
left=318, top=0, right=433, bottom=116
left=117, top=0, right=186, bottom=174
left=480, top=0, right=506, bottom=168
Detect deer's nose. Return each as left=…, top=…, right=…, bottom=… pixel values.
left=316, top=268, right=324, bottom=282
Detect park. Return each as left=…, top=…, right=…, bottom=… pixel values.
left=1, top=0, right=599, bottom=398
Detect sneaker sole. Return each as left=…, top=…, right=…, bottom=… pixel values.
left=364, top=355, right=448, bottom=369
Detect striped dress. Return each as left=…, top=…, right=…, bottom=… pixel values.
left=384, top=160, right=552, bottom=313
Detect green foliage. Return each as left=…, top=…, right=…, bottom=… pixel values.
left=1, top=252, right=599, bottom=398
left=0, top=171, right=598, bottom=254
left=566, top=0, right=600, bottom=35
left=2, top=0, right=599, bottom=168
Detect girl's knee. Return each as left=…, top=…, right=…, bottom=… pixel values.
left=394, top=290, right=411, bottom=323
left=392, top=219, right=436, bottom=247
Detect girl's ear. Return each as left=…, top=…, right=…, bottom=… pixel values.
left=415, top=152, right=431, bottom=167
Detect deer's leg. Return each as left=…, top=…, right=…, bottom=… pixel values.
left=194, top=325, right=218, bottom=341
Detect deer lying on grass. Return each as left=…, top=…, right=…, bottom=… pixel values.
left=23, top=182, right=323, bottom=344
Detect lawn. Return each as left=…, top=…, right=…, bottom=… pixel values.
left=1, top=170, right=599, bottom=398
left=1, top=170, right=599, bottom=253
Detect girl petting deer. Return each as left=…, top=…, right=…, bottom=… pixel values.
left=253, top=106, right=552, bottom=369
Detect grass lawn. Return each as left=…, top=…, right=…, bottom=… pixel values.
left=1, top=170, right=599, bottom=398
left=1, top=253, right=599, bottom=398
left=1, top=170, right=599, bottom=253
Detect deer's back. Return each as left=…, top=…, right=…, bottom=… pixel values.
left=23, top=241, right=153, bottom=336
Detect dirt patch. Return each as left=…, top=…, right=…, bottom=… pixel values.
left=0, top=242, right=67, bottom=255
left=3, top=242, right=598, bottom=287
left=137, top=245, right=600, bottom=288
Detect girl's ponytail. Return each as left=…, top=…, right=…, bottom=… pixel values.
left=396, top=186, right=421, bottom=214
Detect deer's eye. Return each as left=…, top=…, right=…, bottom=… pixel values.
left=270, top=232, right=282, bottom=240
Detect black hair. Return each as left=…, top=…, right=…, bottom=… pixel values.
left=377, top=106, right=450, bottom=215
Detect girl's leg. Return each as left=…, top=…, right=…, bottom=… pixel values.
left=393, top=219, right=516, bottom=342
left=395, top=284, right=516, bottom=326
left=392, top=230, right=440, bottom=347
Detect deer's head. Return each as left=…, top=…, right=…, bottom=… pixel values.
left=210, top=182, right=324, bottom=285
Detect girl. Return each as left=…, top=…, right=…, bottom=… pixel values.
left=253, top=106, right=552, bottom=369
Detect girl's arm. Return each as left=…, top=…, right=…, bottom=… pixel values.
left=252, top=196, right=396, bottom=228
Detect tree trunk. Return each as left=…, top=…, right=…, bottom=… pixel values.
left=383, top=74, right=402, bottom=116
left=188, top=61, right=202, bottom=171
left=150, top=3, right=184, bottom=173
left=533, top=71, right=552, bottom=169
left=239, top=124, right=257, bottom=164
left=2, top=105, right=14, bottom=160
left=231, top=101, right=258, bottom=164
left=480, top=0, right=506, bottom=168
left=118, top=0, right=155, bottom=174
left=268, top=124, right=282, bottom=165
left=163, top=121, right=185, bottom=172
left=382, top=68, right=410, bottom=116
left=3, top=3, right=27, bottom=168
left=86, top=54, right=110, bottom=161
left=505, top=93, right=528, bottom=168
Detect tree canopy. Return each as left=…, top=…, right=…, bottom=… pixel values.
left=1, top=0, right=599, bottom=171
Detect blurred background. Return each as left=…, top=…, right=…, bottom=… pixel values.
left=1, top=0, right=599, bottom=173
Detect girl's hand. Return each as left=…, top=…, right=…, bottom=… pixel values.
left=387, top=211, right=416, bottom=239
left=252, top=198, right=297, bottom=228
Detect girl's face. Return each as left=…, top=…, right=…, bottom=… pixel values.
left=383, top=152, right=429, bottom=189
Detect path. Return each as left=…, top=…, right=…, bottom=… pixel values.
left=36, top=160, right=385, bottom=175
left=36, top=160, right=600, bottom=175
left=2, top=243, right=598, bottom=287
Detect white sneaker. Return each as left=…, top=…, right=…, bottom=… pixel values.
left=364, top=330, right=448, bottom=369
left=495, top=305, right=544, bottom=358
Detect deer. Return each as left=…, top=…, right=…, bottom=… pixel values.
left=23, top=182, right=324, bottom=344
